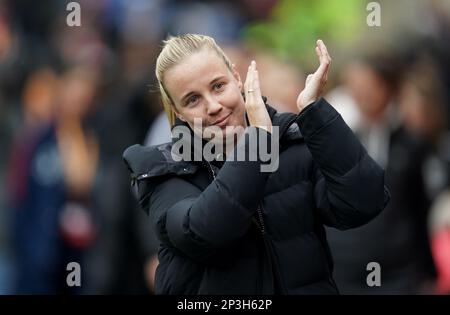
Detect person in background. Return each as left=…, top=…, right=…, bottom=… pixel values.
left=326, top=55, right=437, bottom=294
left=398, top=57, right=450, bottom=295
left=398, top=58, right=449, bottom=199
left=8, top=65, right=98, bottom=294
left=428, top=190, right=450, bottom=294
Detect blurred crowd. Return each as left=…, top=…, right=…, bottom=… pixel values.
left=0, top=0, right=450, bottom=294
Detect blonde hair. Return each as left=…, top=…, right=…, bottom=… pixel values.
left=155, top=34, right=233, bottom=127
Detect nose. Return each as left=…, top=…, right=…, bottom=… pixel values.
left=205, top=95, right=222, bottom=116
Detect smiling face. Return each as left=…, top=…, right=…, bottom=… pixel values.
left=163, top=48, right=247, bottom=141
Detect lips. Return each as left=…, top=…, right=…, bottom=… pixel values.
left=212, top=113, right=232, bottom=128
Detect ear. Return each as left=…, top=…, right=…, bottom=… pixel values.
left=232, top=63, right=243, bottom=90
left=172, top=105, right=186, bottom=122
left=177, top=114, right=186, bottom=122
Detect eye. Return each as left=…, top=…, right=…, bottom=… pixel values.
left=186, top=95, right=199, bottom=106
left=213, top=82, right=225, bottom=92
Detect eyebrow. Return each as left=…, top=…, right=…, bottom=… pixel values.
left=181, top=91, right=196, bottom=105
left=210, top=75, right=226, bottom=85
left=180, top=75, right=227, bottom=104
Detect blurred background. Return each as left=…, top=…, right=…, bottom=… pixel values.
left=1, top=0, right=450, bottom=294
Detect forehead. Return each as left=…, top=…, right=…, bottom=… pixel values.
left=164, top=49, right=231, bottom=100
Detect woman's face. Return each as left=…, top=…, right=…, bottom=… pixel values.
left=163, top=48, right=247, bottom=141
left=344, top=62, right=391, bottom=122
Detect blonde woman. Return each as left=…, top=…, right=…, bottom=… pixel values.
left=123, top=34, right=389, bottom=294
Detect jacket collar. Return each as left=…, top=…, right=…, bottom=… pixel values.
left=123, top=98, right=303, bottom=185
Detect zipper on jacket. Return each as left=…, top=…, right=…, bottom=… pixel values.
left=256, top=205, right=266, bottom=235
left=204, top=160, right=286, bottom=293
left=203, top=160, right=216, bottom=180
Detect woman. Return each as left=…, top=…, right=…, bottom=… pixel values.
left=123, top=34, right=390, bottom=294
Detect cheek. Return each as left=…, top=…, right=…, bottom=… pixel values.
left=221, top=85, right=244, bottom=110
left=187, top=109, right=209, bottom=127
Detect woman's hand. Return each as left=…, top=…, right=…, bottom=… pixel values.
left=244, top=60, right=272, bottom=133
left=296, top=40, right=332, bottom=112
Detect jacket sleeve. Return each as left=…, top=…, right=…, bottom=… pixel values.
left=126, top=127, right=274, bottom=262
left=296, top=98, right=390, bottom=230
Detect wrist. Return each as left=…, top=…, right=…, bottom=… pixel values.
left=297, top=98, right=317, bottom=112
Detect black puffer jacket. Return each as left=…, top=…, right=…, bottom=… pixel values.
left=123, top=98, right=390, bottom=294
